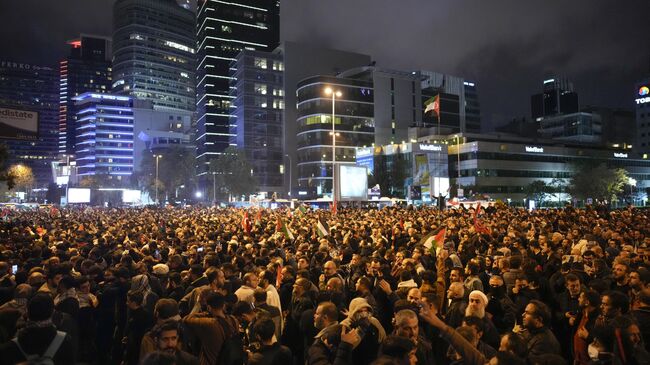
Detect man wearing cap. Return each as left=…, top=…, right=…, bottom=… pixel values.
left=465, top=290, right=500, bottom=349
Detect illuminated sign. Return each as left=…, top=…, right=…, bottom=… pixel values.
left=355, top=147, right=374, bottom=158
left=640, top=86, right=650, bottom=96
left=636, top=97, right=650, bottom=105
left=419, top=144, right=442, bottom=152
left=525, top=146, right=544, bottom=153
left=543, top=78, right=555, bottom=84
left=0, top=61, right=49, bottom=71
left=614, top=153, right=628, bottom=158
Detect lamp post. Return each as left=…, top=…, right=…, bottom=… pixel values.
left=324, top=87, right=342, bottom=202
left=154, top=154, right=162, bottom=204
left=212, top=172, right=217, bottom=204
left=285, top=154, right=292, bottom=198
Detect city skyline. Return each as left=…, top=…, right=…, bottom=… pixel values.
left=0, top=0, right=648, bottom=127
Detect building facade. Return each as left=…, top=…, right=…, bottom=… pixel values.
left=59, top=35, right=112, bottom=155
left=538, top=112, right=602, bottom=144
left=195, top=0, right=280, bottom=178
left=0, top=60, right=58, bottom=186
left=419, top=71, right=481, bottom=133
left=531, top=77, right=579, bottom=121
left=230, top=50, right=284, bottom=192
left=635, top=79, right=650, bottom=156
left=112, top=0, right=196, bottom=112
left=275, top=42, right=372, bottom=196
left=74, top=93, right=134, bottom=179
left=295, top=75, right=374, bottom=196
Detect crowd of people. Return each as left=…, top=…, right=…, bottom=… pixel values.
left=0, top=203, right=648, bottom=365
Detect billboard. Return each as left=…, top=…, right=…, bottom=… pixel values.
left=0, top=107, right=39, bottom=140
left=338, top=165, right=368, bottom=201
left=68, top=188, right=91, bottom=203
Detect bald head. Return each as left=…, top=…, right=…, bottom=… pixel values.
left=449, top=282, right=465, bottom=299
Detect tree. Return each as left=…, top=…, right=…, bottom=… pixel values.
left=7, top=164, right=34, bottom=191
left=139, top=147, right=196, bottom=202
left=568, top=163, right=628, bottom=203
left=0, top=144, right=15, bottom=189
left=209, top=147, right=258, bottom=201
left=524, top=180, right=552, bottom=206
left=46, top=182, right=61, bottom=205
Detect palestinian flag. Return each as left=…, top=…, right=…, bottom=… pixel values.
left=316, top=217, right=329, bottom=237
left=254, top=210, right=262, bottom=227
left=424, top=94, right=440, bottom=117
left=297, top=205, right=307, bottom=215
left=330, top=201, right=337, bottom=215
left=422, top=227, right=446, bottom=254
left=276, top=217, right=294, bottom=241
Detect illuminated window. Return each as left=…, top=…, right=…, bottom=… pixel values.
left=254, top=83, right=267, bottom=95
left=254, top=58, right=267, bottom=69
left=221, top=25, right=232, bottom=33
left=272, top=61, right=284, bottom=71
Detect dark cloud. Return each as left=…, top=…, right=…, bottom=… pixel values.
left=1, top=0, right=647, bottom=127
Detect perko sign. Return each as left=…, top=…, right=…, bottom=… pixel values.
left=636, top=86, right=650, bottom=104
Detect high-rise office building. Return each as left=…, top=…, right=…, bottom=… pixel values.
left=112, top=0, right=196, bottom=112
left=635, top=78, right=650, bottom=156
left=276, top=42, right=372, bottom=196
left=295, top=75, right=374, bottom=195
left=195, top=0, right=280, bottom=178
left=531, top=77, right=579, bottom=120
left=337, top=67, right=422, bottom=146
left=0, top=60, right=58, bottom=186
left=59, top=35, right=112, bottom=155
left=537, top=112, right=602, bottom=144
left=419, top=71, right=481, bottom=133
left=230, top=50, right=284, bottom=192
left=74, top=93, right=134, bottom=178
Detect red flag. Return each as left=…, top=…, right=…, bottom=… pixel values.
left=242, top=212, right=251, bottom=234
left=275, top=217, right=282, bottom=233
left=330, top=201, right=337, bottom=215
left=473, top=204, right=491, bottom=235
left=254, top=209, right=262, bottom=227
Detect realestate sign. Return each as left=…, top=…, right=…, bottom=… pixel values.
left=0, top=107, right=39, bottom=140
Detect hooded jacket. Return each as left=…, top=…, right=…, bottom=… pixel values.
left=339, top=298, right=386, bottom=342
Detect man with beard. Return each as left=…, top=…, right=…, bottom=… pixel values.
left=283, top=278, right=315, bottom=365
left=572, top=290, right=601, bottom=365
left=393, top=309, right=434, bottom=365
left=465, top=290, right=500, bottom=349
left=520, top=300, right=561, bottom=358
left=235, top=272, right=259, bottom=303
left=150, top=321, right=198, bottom=365
left=611, top=262, right=632, bottom=295
left=554, top=273, right=582, bottom=359
left=313, top=301, right=339, bottom=340
left=445, top=282, right=467, bottom=329
left=279, top=266, right=296, bottom=313
left=486, top=275, right=517, bottom=334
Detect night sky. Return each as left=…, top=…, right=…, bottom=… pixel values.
left=1, top=0, right=648, bottom=128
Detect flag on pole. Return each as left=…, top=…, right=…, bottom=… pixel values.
left=276, top=217, right=294, bottom=240
left=316, top=217, right=329, bottom=237
left=473, top=204, right=491, bottom=235
left=424, top=95, right=440, bottom=117
left=330, top=201, right=337, bottom=215
left=422, top=228, right=446, bottom=255
left=297, top=205, right=307, bottom=215
left=254, top=209, right=262, bottom=227
left=242, top=211, right=251, bottom=234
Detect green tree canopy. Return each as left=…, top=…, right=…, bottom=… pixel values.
left=568, top=162, right=628, bottom=203
left=208, top=147, right=258, bottom=200
left=139, top=146, right=196, bottom=202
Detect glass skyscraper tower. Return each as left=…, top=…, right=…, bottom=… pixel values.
left=195, top=0, right=279, bottom=177
left=112, top=0, right=196, bottom=112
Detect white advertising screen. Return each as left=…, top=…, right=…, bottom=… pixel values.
left=122, top=189, right=141, bottom=203
left=338, top=165, right=368, bottom=200
left=67, top=188, right=90, bottom=203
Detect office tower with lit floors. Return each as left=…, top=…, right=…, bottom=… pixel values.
left=0, top=61, right=58, bottom=187
left=195, top=0, right=280, bottom=180
left=73, top=93, right=135, bottom=179
left=59, top=35, right=112, bottom=156
left=112, top=0, right=196, bottom=112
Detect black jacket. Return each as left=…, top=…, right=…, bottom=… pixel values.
left=0, top=325, right=76, bottom=365
left=307, top=339, right=354, bottom=365
left=249, top=343, right=293, bottom=365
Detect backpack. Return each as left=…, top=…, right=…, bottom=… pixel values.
left=216, top=316, right=246, bottom=365
left=12, top=331, right=66, bottom=365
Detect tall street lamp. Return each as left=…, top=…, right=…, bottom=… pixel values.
left=285, top=154, right=292, bottom=198
left=154, top=154, right=162, bottom=204
left=324, top=87, right=342, bottom=202
left=212, top=172, right=217, bottom=204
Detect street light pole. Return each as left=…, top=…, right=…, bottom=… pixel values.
left=154, top=154, right=162, bottom=204
left=212, top=172, right=216, bottom=204
left=285, top=154, right=292, bottom=198
left=325, top=87, right=342, bottom=202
